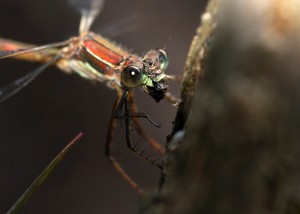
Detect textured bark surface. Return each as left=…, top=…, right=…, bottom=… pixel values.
left=140, top=0, right=300, bottom=213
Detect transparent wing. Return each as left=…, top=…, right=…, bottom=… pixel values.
left=99, top=13, right=145, bottom=38
left=67, top=0, right=105, bottom=34
left=0, top=40, right=69, bottom=59
left=0, top=54, right=61, bottom=102
left=0, top=38, right=60, bottom=63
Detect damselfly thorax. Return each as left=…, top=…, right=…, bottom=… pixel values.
left=60, top=32, right=171, bottom=102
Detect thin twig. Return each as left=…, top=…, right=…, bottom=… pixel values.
left=7, top=132, right=83, bottom=214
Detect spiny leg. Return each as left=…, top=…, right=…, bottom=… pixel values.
left=127, top=92, right=165, bottom=155
left=115, top=90, right=160, bottom=127
left=105, top=88, right=143, bottom=194
left=123, top=94, right=162, bottom=169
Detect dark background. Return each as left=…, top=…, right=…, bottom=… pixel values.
left=0, top=0, right=206, bottom=213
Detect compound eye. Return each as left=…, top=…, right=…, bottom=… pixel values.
left=121, top=66, right=143, bottom=88
left=157, top=49, right=169, bottom=70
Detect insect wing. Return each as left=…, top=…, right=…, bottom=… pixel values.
left=0, top=54, right=61, bottom=102
left=67, top=0, right=105, bottom=34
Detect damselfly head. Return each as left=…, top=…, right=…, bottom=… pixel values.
left=120, top=49, right=169, bottom=102
left=143, top=49, right=169, bottom=73
left=142, top=49, right=169, bottom=102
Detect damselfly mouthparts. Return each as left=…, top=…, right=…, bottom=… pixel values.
left=0, top=0, right=178, bottom=197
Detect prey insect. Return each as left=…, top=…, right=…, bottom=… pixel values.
left=0, top=0, right=178, bottom=194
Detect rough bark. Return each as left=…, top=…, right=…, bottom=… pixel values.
left=140, top=0, right=300, bottom=213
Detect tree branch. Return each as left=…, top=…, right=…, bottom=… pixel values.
left=140, top=0, right=300, bottom=213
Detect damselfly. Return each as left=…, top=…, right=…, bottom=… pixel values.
left=0, top=0, right=178, bottom=195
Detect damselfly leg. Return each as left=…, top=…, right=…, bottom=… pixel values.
left=115, top=91, right=161, bottom=128
left=127, top=92, right=165, bottom=154
left=105, top=88, right=144, bottom=194
left=123, top=93, right=163, bottom=168
left=105, top=88, right=164, bottom=194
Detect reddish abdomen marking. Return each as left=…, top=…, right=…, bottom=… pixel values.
left=84, top=40, right=123, bottom=66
